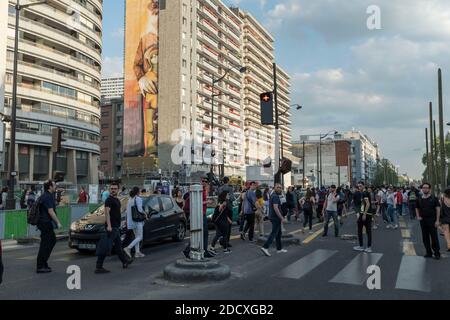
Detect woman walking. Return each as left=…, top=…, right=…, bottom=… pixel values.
left=174, top=188, right=184, bottom=209
left=301, top=189, right=315, bottom=234
left=255, top=189, right=265, bottom=236
left=210, top=191, right=232, bottom=254
left=124, top=187, right=146, bottom=259
left=440, top=188, right=450, bottom=252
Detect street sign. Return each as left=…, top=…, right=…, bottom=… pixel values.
left=260, top=92, right=274, bottom=125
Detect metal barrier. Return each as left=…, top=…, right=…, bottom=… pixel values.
left=0, top=203, right=93, bottom=240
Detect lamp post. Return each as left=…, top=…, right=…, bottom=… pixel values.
left=6, top=0, right=48, bottom=210
left=209, top=65, right=246, bottom=194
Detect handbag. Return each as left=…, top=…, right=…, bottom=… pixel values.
left=131, top=198, right=147, bottom=222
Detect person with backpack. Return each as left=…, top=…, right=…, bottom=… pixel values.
left=317, top=188, right=326, bottom=222
left=408, top=186, right=419, bottom=220
left=416, top=183, right=441, bottom=259
left=377, top=186, right=388, bottom=224
left=300, top=189, right=315, bottom=234
left=124, top=187, right=147, bottom=259
left=209, top=191, right=232, bottom=254
left=35, top=180, right=62, bottom=274
left=353, top=182, right=373, bottom=253
left=241, top=181, right=257, bottom=242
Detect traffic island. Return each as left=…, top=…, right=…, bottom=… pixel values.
left=163, top=258, right=231, bottom=283
left=257, top=234, right=301, bottom=245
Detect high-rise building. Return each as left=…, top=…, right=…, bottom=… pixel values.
left=99, top=98, right=123, bottom=181
left=101, top=77, right=124, bottom=100
left=0, top=0, right=102, bottom=185
left=146, top=0, right=291, bottom=180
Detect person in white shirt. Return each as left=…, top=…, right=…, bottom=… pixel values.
left=124, top=187, right=146, bottom=258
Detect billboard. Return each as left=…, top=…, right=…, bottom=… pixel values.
left=124, top=0, right=159, bottom=157
left=335, top=141, right=351, bottom=167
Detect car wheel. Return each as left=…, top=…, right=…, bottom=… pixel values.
left=172, top=222, right=186, bottom=242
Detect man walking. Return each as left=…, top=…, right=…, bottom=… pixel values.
left=218, top=177, right=236, bottom=246
left=416, top=183, right=441, bottom=260
left=241, top=181, right=257, bottom=242
left=322, top=185, right=340, bottom=237
left=36, top=180, right=62, bottom=273
left=353, top=182, right=373, bottom=253
left=95, top=183, right=133, bottom=274
left=261, top=184, right=288, bottom=257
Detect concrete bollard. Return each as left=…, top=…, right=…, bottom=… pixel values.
left=189, top=185, right=204, bottom=261
left=163, top=184, right=231, bottom=283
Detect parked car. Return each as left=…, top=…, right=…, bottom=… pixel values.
left=69, top=195, right=187, bottom=253
left=206, top=196, right=240, bottom=225
left=0, top=240, right=3, bottom=284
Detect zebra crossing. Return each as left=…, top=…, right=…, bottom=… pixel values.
left=276, top=249, right=433, bottom=293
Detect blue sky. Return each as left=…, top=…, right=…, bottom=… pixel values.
left=102, top=0, right=450, bottom=179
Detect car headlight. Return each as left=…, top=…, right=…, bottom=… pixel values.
left=70, top=222, right=78, bottom=232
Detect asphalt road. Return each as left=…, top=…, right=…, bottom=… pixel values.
left=1, top=211, right=449, bottom=300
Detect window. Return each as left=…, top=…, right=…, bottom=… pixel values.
left=182, top=45, right=187, bottom=54
left=146, top=197, right=161, bottom=213
left=101, top=124, right=109, bottom=129
left=182, top=59, right=187, bottom=68
left=182, top=17, right=187, bottom=25
left=182, top=74, right=186, bottom=82
left=161, top=197, right=174, bottom=211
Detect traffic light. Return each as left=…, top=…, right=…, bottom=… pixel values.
left=51, top=128, right=66, bottom=153
left=260, top=92, right=274, bottom=125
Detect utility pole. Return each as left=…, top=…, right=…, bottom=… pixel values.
left=429, top=102, right=436, bottom=193
left=438, top=69, right=446, bottom=193
left=425, top=128, right=430, bottom=183
left=273, top=63, right=281, bottom=185
left=302, top=141, right=306, bottom=188
left=316, top=145, right=319, bottom=188
left=433, top=120, right=439, bottom=193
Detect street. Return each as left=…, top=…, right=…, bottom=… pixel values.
left=1, top=212, right=449, bottom=300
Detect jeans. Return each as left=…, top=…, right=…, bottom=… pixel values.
left=397, top=205, right=403, bottom=217
left=127, top=222, right=144, bottom=253
left=303, top=209, right=313, bottom=230
left=357, top=214, right=372, bottom=248
left=239, top=213, right=246, bottom=232
left=420, top=220, right=440, bottom=256
left=408, top=203, right=416, bottom=220
left=380, top=203, right=388, bottom=222
left=263, top=218, right=282, bottom=251
left=387, top=204, right=397, bottom=226
left=243, top=213, right=255, bottom=241
left=402, top=203, right=408, bottom=216
left=212, top=221, right=229, bottom=249
left=37, top=222, right=56, bottom=269
left=323, top=210, right=339, bottom=236
left=96, top=228, right=128, bottom=269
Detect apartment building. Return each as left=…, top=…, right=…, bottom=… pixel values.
left=101, top=77, right=124, bottom=100
left=0, top=0, right=102, bottom=185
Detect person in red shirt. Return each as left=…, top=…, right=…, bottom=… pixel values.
left=395, top=188, right=403, bottom=217
left=77, top=187, right=89, bottom=204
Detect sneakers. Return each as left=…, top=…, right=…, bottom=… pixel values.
left=204, top=251, right=215, bottom=258
left=364, top=247, right=373, bottom=253
left=260, top=247, right=271, bottom=257
left=123, top=247, right=132, bottom=259
left=353, top=246, right=365, bottom=252
left=224, top=248, right=232, bottom=254
left=309, top=231, right=314, bottom=234
left=36, top=267, right=52, bottom=274
left=123, top=259, right=133, bottom=269
left=393, top=225, right=399, bottom=229
left=95, top=267, right=111, bottom=274
left=386, top=225, right=392, bottom=229
left=240, top=232, right=246, bottom=241
left=277, top=249, right=288, bottom=254
left=135, top=252, right=145, bottom=258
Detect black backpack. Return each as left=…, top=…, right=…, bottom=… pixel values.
left=27, top=197, right=42, bottom=226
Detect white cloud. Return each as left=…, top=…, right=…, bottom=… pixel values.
left=101, top=56, right=123, bottom=78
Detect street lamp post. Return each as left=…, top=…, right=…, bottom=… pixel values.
left=209, top=65, right=246, bottom=194
left=6, top=0, right=48, bottom=210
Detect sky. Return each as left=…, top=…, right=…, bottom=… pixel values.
left=101, top=0, right=450, bottom=180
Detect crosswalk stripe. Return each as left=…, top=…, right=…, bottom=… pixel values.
left=402, top=241, right=417, bottom=256
left=395, top=256, right=431, bottom=292
left=329, top=253, right=383, bottom=286
left=401, top=229, right=411, bottom=238
left=276, top=249, right=338, bottom=280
